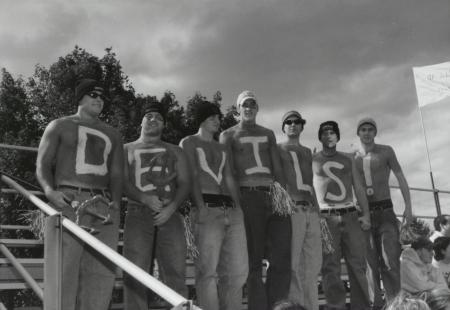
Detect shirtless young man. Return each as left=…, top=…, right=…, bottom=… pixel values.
left=354, top=117, right=413, bottom=307
left=312, top=121, right=371, bottom=310
left=278, top=111, right=321, bottom=310
left=180, top=101, right=248, bottom=310
left=36, top=79, right=124, bottom=310
left=220, top=90, right=290, bottom=310
left=122, top=101, right=190, bottom=310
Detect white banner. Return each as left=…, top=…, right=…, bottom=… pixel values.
left=413, top=61, right=450, bottom=107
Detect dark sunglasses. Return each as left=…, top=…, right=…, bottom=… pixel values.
left=87, top=92, right=106, bottom=101
left=284, top=119, right=302, bottom=125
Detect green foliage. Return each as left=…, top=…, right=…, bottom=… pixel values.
left=0, top=44, right=238, bottom=308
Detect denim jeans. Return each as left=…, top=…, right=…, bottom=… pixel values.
left=52, top=188, right=120, bottom=310
left=321, top=212, right=370, bottom=310
left=123, top=202, right=187, bottom=310
left=366, top=208, right=401, bottom=307
left=288, top=208, right=322, bottom=310
left=240, top=189, right=292, bottom=310
left=193, top=205, right=248, bottom=310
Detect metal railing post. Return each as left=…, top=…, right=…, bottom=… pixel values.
left=44, top=213, right=63, bottom=310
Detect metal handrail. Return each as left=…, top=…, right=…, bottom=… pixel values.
left=1, top=174, right=196, bottom=309
left=0, top=243, right=44, bottom=300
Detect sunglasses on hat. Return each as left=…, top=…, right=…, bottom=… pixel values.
left=87, top=92, right=106, bottom=101
left=284, top=119, right=302, bottom=125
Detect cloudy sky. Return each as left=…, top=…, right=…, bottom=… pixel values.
left=1, top=0, right=449, bottom=216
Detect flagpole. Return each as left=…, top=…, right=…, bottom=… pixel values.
left=415, top=93, right=442, bottom=216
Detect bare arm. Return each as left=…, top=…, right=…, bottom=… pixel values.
left=180, top=138, right=204, bottom=209
left=122, top=145, right=162, bottom=212
left=269, top=132, right=286, bottom=187
left=36, top=120, right=70, bottom=210
left=389, top=147, right=412, bottom=222
left=154, top=147, right=191, bottom=226
left=219, top=130, right=239, bottom=179
left=224, top=151, right=241, bottom=208
left=108, top=133, right=124, bottom=210
left=352, top=158, right=371, bottom=230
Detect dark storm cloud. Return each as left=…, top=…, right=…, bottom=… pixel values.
left=1, top=0, right=450, bottom=213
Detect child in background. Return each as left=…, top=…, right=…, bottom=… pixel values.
left=432, top=237, right=450, bottom=288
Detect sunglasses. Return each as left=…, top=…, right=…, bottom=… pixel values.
left=284, top=119, right=303, bottom=125
left=87, top=92, right=106, bottom=101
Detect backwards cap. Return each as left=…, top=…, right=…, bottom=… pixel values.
left=144, top=101, right=167, bottom=123
left=318, top=120, right=340, bottom=141
left=236, top=90, right=257, bottom=108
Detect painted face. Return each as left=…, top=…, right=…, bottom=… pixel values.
left=320, top=129, right=338, bottom=148
left=142, top=112, right=164, bottom=136
left=79, top=88, right=104, bottom=116
left=201, top=114, right=221, bottom=133
left=284, top=117, right=303, bottom=137
left=417, top=248, right=434, bottom=264
left=239, top=98, right=258, bottom=122
left=358, top=124, right=377, bottom=144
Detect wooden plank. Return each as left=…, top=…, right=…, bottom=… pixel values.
left=0, top=239, right=43, bottom=247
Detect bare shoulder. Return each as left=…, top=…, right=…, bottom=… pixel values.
left=46, top=116, right=74, bottom=131
left=221, top=125, right=238, bottom=137
left=179, top=135, right=195, bottom=148
left=299, top=144, right=312, bottom=154
left=124, top=139, right=140, bottom=151
left=376, top=143, right=394, bottom=152
left=376, top=144, right=396, bottom=156
left=256, top=124, right=274, bottom=136
left=164, top=142, right=185, bottom=158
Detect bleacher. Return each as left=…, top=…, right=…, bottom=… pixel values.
left=0, top=224, right=351, bottom=309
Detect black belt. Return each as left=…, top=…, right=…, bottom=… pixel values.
left=202, top=194, right=234, bottom=209
left=240, top=186, right=270, bottom=193
left=57, top=185, right=109, bottom=197
left=295, top=201, right=311, bottom=206
left=320, top=206, right=357, bottom=216
left=369, top=199, right=393, bottom=212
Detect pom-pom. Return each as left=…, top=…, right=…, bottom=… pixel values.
left=320, top=218, right=335, bottom=254
left=269, top=182, right=295, bottom=216
left=179, top=201, right=199, bottom=259
left=20, top=210, right=47, bottom=240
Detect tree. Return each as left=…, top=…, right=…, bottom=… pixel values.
left=0, top=46, right=238, bottom=308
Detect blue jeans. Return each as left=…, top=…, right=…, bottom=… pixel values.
left=366, top=208, right=401, bottom=306
left=288, top=208, right=322, bottom=310
left=240, top=189, right=292, bottom=310
left=193, top=206, right=248, bottom=310
left=53, top=188, right=120, bottom=310
left=321, top=212, right=370, bottom=310
left=123, top=203, right=187, bottom=310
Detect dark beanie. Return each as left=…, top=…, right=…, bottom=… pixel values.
left=143, top=101, right=167, bottom=123
left=193, top=102, right=222, bottom=127
left=318, top=120, right=340, bottom=141
left=357, top=117, right=377, bottom=134
left=74, top=79, right=102, bottom=104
